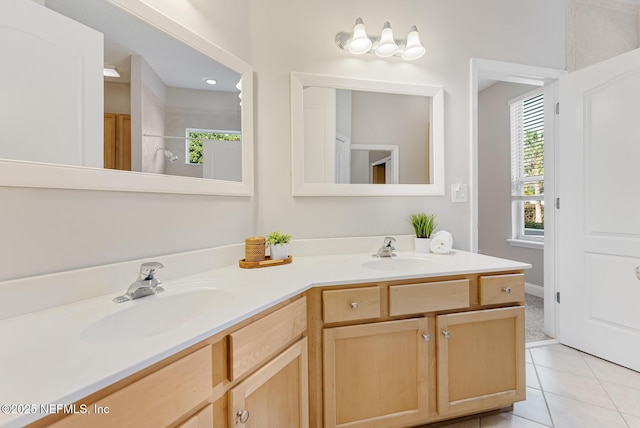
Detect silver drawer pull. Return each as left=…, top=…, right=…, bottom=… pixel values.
left=350, top=302, right=359, bottom=310
left=237, top=409, right=250, bottom=424
left=442, top=330, right=451, bottom=338
left=502, top=287, right=512, bottom=294
left=635, top=266, right=640, bottom=280
left=422, top=333, right=431, bottom=342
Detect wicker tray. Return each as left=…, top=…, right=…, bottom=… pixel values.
left=238, top=255, right=293, bottom=269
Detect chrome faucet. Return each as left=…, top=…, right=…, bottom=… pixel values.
left=374, top=236, right=397, bottom=258
left=113, top=262, right=165, bottom=303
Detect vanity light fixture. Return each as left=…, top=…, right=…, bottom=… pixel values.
left=375, top=22, right=398, bottom=57
left=103, top=65, right=120, bottom=78
left=335, top=18, right=425, bottom=60
left=204, top=78, right=218, bottom=85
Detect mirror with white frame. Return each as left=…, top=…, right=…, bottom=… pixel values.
left=290, top=72, right=444, bottom=196
left=0, top=0, right=253, bottom=196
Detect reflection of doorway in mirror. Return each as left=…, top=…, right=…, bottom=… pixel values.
left=103, top=113, right=131, bottom=171
left=372, top=163, right=386, bottom=184
left=371, top=156, right=394, bottom=184
left=351, top=144, right=399, bottom=184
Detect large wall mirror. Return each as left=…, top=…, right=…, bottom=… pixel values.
left=0, top=0, right=253, bottom=196
left=290, top=73, right=444, bottom=196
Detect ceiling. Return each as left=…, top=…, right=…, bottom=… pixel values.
left=45, top=0, right=241, bottom=93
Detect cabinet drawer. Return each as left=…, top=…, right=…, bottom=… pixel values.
left=479, top=274, right=525, bottom=305
left=389, top=280, right=469, bottom=316
left=51, top=346, right=212, bottom=428
left=230, top=297, right=307, bottom=380
left=323, top=287, right=380, bottom=323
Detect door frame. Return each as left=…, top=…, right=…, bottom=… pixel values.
left=469, top=58, right=565, bottom=337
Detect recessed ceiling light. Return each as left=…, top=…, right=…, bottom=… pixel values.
left=103, top=65, right=120, bottom=78
left=204, top=78, right=218, bottom=85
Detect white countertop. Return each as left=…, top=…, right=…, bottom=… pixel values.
left=0, top=250, right=529, bottom=427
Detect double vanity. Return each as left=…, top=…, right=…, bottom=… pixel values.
left=0, top=247, right=529, bottom=428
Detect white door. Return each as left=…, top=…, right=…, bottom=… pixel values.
left=202, top=140, right=242, bottom=181
left=0, top=0, right=103, bottom=167
left=302, top=86, right=336, bottom=183
left=558, top=47, right=640, bottom=371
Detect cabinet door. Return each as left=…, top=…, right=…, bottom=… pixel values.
left=437, top=307, right=525, bottom=416
left=323, top=318, right=431, bottom=428
left=229, top=337, right=309, bottom=428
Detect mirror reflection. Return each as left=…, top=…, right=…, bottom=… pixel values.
left=3, top=0, right=243, bottom=182
left=291, top=72, right=444, bottom=197
left=303, top=88, right=431, bottom=184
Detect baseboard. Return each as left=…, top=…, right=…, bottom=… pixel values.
left=525, top=282, right=544, bottom=298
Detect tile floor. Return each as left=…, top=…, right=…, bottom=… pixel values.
left=443, top=341, right=640, bottom=428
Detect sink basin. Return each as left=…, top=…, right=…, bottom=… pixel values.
left=82, top=283, right=234, bottom=343
left=361, top=256, right=439, bottom=271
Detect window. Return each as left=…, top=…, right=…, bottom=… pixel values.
left=510, top=91, right=544, bottom=242
left=185, top=128, right=241, bottom=165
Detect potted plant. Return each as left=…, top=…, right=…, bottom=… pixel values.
left=409, top=213, right=437, bottom=252
left=266, top=230, right=292, bottom=260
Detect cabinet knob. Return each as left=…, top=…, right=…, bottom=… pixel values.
left=422, top=333, right=431, bottom=342
left=442, top=330, right=451, bottom=338
left=502, top=287, right=512, bottom=294
left=350, top=302, right=359, bottom=310
left=237, top=409, right=250, bottom=424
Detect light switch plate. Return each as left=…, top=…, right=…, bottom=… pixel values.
left=451, top=184, right=468, bottom=203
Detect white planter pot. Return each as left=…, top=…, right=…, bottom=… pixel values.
left=269, top=243, right=289, bottom=260
left=414, top=238, right=432, bottom=253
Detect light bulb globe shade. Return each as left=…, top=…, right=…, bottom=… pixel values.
left=402, top=26, right=425, bottom=60
left=348, top=18, right=372, bottom=55
left=375, top=22, right=398, bottom=57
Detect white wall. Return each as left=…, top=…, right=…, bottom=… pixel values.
left=566, top=0, right=639, bottom=71
left=0, top=0, right=566, bottom=282
left=104, top=82, right=131, bottom=115
left=0, top=0, right=254, bottom=282
left=252, top=0, right=565, bottom=246
left=478, top=82, right=544, bottom=286
left=351, top=91, right=430, bottom=184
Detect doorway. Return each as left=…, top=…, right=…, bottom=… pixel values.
left=470, top=59, right=565, bottom=340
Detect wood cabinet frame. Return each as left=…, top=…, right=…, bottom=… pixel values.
left=436, top=307, right=526, bottom=416
left=306, top=270, right=526, bottom=428
left=229, top=338, right=309, bottom=428
left=323, top=318, right=431, bottom=428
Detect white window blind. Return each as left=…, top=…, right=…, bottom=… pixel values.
left=510, top=90, right=544, bottom=239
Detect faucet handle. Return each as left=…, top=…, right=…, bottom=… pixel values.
left=139, top=262, right=164, bottom=280
left=383, top=236, right=396, bottom=247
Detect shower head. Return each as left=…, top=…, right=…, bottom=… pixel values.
left=157, top=148, right=179, bottom=162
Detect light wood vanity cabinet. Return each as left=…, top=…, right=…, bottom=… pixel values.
left=35, top=297, right=308, bottom=428
left=323, top=318, right=431, bottom=428
left=228, top=297, right=309, bottom=428
left=436, top=307, right=525, bottom=416
left=308, top=271, right=526, bottom=428
left=229, top=338, right=309, bottom=428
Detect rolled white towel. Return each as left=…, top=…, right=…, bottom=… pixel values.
left=430, top=230, right=453, bottom=254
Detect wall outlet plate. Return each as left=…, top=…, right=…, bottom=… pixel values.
left=451, top=183, right=468, bottom=203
